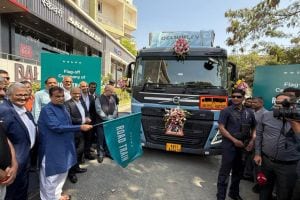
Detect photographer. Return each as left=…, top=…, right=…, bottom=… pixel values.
left=254, top=93, right=300, bottom=200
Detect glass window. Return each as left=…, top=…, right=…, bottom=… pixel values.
left=134, top=57, right=228, bottom=89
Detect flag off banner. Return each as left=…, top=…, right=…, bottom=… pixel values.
left=103, top=113, right=143, bottom=168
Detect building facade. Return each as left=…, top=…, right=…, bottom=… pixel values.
left=0, top=0, right=135, bottom=84
left=72, top=0, right=137, bottom=40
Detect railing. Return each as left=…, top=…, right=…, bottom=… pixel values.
left=0, top=52, right=40, bottom=65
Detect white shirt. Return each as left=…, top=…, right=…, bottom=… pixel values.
left=13, top=104, right=36, bottom=148
left=63, top=88, right=71, bottom=101
left=74, top=100, right=86, bottom=124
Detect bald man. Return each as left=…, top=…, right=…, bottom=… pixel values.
left=65, top=87, right=91, bottom=183
left=62, top=76, right=73, bottom=101
left=94, top=85, right=118, bottom=163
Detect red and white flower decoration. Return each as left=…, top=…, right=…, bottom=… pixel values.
left=164, top=107, right=190, bottom=136
left=173, top=38, right=190, bottom=61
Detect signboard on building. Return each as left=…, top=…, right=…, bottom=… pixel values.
left=41, top=53, right=101, bottom=93
left=253, top=64, right=300, bottom=110
left=0, top=58, right=40, bottom=83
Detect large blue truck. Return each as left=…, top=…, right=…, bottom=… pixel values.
left=126, top=31, right=236, bottom=155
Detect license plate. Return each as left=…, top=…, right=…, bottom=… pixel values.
left=166, top=143, right=182, bottom=152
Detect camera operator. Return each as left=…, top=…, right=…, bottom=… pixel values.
left=254, top=93, right=300, bottom=200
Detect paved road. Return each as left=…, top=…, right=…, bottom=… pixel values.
left=29, top=147, right=258, bottom=200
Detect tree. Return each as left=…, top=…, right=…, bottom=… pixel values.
left=120, top=38, right=137, bottom=56
left=225, top=0, right=300, bottom=52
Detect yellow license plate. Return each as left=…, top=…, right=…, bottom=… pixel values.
left=166, top=143, right=182, bottom=152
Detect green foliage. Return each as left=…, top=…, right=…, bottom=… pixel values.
left=225, top=0, right=300, bottom=52
left=32, top=82, right=41, bottom=93
left=229, top=45, right=300, bottom=87
left=115, top=88, right=131, bottom=106
left=101, top=74, right=112, bottom=86
left=229, top=52, right=271, bottom=87
left=120, top=38, right=137, bottom=56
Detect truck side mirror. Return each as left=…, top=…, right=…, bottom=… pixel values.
left=125, top=62, right=135, bottom=78
left=228, top=62, right=237, bottom=81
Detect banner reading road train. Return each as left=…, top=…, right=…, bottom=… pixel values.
left=253, top=64, right=300, bottom=110
left=41, top=53, right=101, bottom=93
left=103, top=113, right=143, bottom=168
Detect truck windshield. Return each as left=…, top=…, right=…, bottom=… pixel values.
left=133, top=58, right=228, bottom=88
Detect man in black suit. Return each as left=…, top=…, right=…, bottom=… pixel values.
left=65, top=87, right=91, bottom=183
left=79, top=81, right=96, bottom=160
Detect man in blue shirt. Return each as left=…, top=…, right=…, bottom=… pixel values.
left=216, top=89, right=256, bottom=200
left=38, top=86, right=92, bottom=200
left=32, top=77, right=57, bottom=123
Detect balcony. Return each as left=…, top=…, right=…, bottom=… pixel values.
left=97, top=13, right=123, bottom=31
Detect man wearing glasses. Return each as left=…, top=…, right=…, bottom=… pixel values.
left=216, top=88, right=256, bottom=200
left=0, top=83, right=36, bottom=199
left=0, top=69, right=10, bottom=89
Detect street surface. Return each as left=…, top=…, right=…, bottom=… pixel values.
left=29, top=150, right=258, bottom=200
left=28, top=107, right=258, bottom=200
left=62, top=149, right=258, bottom=200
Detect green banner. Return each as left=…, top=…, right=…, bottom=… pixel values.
left=41, top=53, right=101, bottom=93
left=103, top=113, right=143, bottom=168
left=253, top=64, right=300, bottom=110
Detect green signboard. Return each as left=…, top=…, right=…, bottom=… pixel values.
left=41, top=53, right=101, bottom=93
left=253, top=64, right=300, bottom=110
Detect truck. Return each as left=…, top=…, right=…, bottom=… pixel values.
left=126, top=31, right=237, bottom=155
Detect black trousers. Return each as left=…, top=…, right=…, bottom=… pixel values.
left=291, top=161, right=300, bottom=200
left=217, top=143, right=244, bottom=200
left=260, top=155, right=297, bottom=200
left=69, top=132, right=84, bottom=176
left=83, top=129, right=94, bottom=156
left=5, top=159, right=30, bottom=200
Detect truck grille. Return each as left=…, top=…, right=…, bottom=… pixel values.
left=141, top=107, right=214, bottom=149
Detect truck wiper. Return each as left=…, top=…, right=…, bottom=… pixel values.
left=142, top=83, right=168, bottom=92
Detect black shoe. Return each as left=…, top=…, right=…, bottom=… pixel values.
left=97, top=150, right=104, bottom=163
left=68, top=174, right=78, bottom=183
left=228, top=194, right=243, bottom=200
left=75, top=167, right=87, bottom=173
left=85, top=154, right=96, bottom=160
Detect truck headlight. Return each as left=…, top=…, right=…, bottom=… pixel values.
left=211, top=130, right=222, bottom=145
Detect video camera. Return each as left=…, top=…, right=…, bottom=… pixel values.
left=273, top=98, right=300, bottom=121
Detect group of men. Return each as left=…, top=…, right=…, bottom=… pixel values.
left=216, top=88, right=300, bottom=200
left=0, top=69, right=119, bottom=200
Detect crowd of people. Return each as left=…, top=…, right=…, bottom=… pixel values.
left=0, top=69, right=119, bottom=200
left=216, top=88, right=300, bottom=200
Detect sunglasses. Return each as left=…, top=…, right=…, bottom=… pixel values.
left=232, top=95, right=243, bottom=99
left=2, top=77, right=10, bottom=81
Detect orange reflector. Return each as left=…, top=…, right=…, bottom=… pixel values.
left=199, top=96, right=228, bottom=110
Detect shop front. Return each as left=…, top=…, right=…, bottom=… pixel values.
left=0, top=0, right=135, bottom=84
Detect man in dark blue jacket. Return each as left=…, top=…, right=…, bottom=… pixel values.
left=216, top=89, right=256, bottom=200
left=0, top=83, right=36, bottom=200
